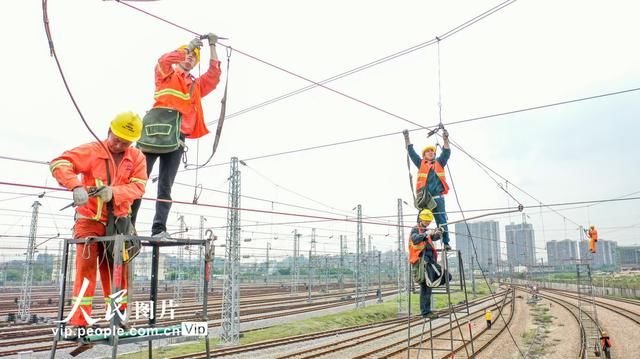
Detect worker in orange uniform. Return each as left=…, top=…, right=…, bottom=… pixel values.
left=403, top=128, right=451, bottom=250
left=409, top=209, right=443, bottom=319
left=50, top=112, right=147, bottom=331
left=131, top=33, right=222, bottom=238
left=600, top=330, right=612, bottom=359
left=587, top=225, right=598, bottom=253
left=485, top=309, right=492, bottom=328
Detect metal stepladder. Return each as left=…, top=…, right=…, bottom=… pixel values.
left=576, top=259, right=602, bottom=359
left=49, top=232, right=216, bottom=359
left=407, top=248, right=474, bottom=359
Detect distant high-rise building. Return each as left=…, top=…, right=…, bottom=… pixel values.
left=546, top=239, right=578, bottom=266
left=618, top=246, right=640, bottom=266
left=454, top=221, right=500, bottom=271
left=578, top=239, right=618, bottom=267
left=505, top=222, right=536, bottom=267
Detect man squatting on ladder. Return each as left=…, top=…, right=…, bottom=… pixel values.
left=409, top=209, right=443, bottom=319
left=403, top=128, right=452, bottom=251
left=50, top=113, right=147, bottom=331
left=131, top=33, right=221, bottom=237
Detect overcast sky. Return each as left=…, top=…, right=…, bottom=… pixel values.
left=1, top=0, right=639, bottom=264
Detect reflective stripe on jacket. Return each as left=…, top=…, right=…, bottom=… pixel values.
left=416, top=159, right=449, bottom=194
left=408, top=226, right=437, bottom=264
left=50, top=140, right=147, bottom=222
left=153, top=49, right=221, bottom=139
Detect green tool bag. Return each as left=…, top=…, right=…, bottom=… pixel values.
left=137, top=107, right=183, bottom=154
left=414, top=187, right=437, bottom=211
left=411, top=256, right=426, bottom=284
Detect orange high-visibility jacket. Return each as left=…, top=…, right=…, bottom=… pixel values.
left=50, top=141, right=148, bottom=222
left=589, top=228, right=598, bottom=241
left=153, top=49, right=221, bottom=139
left=416, top=159, right=449, bottom=194
left=408, top=226, right=437, bottom=264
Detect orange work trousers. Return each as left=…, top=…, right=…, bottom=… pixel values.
left=589, top=238, right=597, bottom=253
left=69, top=218, right=128, bottom=326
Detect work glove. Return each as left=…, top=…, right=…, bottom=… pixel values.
left=432, top=228, right=443, bottom=241
left=205, top=32, right=218, bottom=45
left=94, top=186, right=113, bottom=203
left=72, top=187, right=89, bottom=206
left=187, top=38, right=203, bottom=52
left=402, top=129, right=410, bottom=145
left=442, top=129, right=449, bottom=139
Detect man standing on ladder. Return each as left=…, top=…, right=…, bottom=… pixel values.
left=131, top=33, right=222, bottom=238
left=586, top=225, right=598, bottom=254
left=50, top=112, right=147, bottom=334
left=403, top=128, right=452, bottom=250
left=409, top=209, right=443, bottom=319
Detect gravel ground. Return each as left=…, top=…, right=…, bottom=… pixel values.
left=477, top=292, right=531, bottom=359
left=536, top=297, right=580, bottom=359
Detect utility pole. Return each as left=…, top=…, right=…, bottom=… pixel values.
left=339, top=235, right=345, bottom=292
left=291, top=230, right=300, bottom=295
left=307, top=248, right=312, bottom=303
left=174, top=215, right=187, bottom=304
left=397, top=198, right=406, bottom=313
left=66, top=245, right=75, bottom=305
left=308, top=229, right=316, bottom=302
left=196, top=216, right=206, bottom=304
left=19, top=201, right=40, bottom=321
left=325, top=256, right=329, bottom=293
left=54, top=241, right=62, bottom=289
left=356, top=204, right=366, bottom=308
left=377, top=251, right=383, bottom=303
left=366, top=235, right=372, bottom=300
left=221, top=157, right=241, bottom=345
left=265, top=242, right=271, bottom=284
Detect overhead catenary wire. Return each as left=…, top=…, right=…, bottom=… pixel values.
left=41, top=0, right=116, bottom=167
left=206, top=0, right=518, bottom=125
left=2, top=181, right=639, bottom=231
left=173, top=86, right=640, bottom=172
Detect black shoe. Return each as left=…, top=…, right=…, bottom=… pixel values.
left=444, top=244, right=452, bottom=251
left=422, top=312, right=438, bottom=320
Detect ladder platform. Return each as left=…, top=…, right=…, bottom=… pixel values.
left=62, top=325, right=183, bottom=345
left=67, top=235, right=206, bottom=247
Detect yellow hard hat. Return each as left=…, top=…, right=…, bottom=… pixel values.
left=419, top=209, right=434, bottom=222
left=178, top=45, right=200, bottom=65
left=601, top=331, right=607, bottom=336
left=110, top=112, right=142, bottom=142
left=422, top=145, right=436, bottom=157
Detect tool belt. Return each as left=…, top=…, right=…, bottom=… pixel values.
left=104, top=215, right=141, bottom=264
left=103, top=158, right=141, bottom=263
left=137, top=107, right=183, bottom=154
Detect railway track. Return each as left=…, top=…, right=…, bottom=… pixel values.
left=0, top=289, right=395, bottom=357
left=533, top=289, right=601, bottom=359
left=165, top=291, right=508, bottom=359
left=541, top=288, right=640, bottom=325
left=350, top=289, right=514, bottom=359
